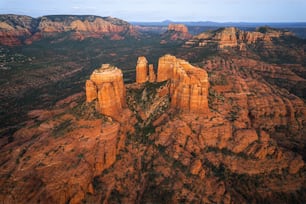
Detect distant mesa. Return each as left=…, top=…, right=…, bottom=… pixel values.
left=161, top=23, right=192, bottom=42
left=185, top=26, right=294, bottom=49
left=168, top=24, right=189, bottom=34
left=0, top=14, right=138, bottom=46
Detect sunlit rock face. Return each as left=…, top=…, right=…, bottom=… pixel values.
left=157, top=54, right=209, bottom=113
left=185, top=26, right=294, bottom=49
left=166, top=24, right=192, bottom=40
left=136, top=56, right=149, bottom=83
left=148, top=64, right=156, bottom=82
left=86, top=64, right=126, bottom=119
left=0, top=14, right=138, bottom=45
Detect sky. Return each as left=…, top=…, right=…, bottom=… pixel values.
left=0, top=0, right=306, bottom=22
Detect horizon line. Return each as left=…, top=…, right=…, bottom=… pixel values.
left=1, top=13, right=306, bottom=24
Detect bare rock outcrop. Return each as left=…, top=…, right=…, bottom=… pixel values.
left=148, top=64, right=156, bottom=82
left=0, top=15, right=138, bottom=45
left=168, top=24, right=189, bottom=34
left=136, top=56, right=148, bottom=83
left=86, top=64, right=126, bottom=120
left=214, top=27, right=238, bottom=48
left=136, top=56, right=156, bottom=83
left=162, top=24, right=192, bottom=41
left=157, top=54, right=209, bottom=113
left=186, top=26, right=294, bottom=50
left=0, top=15, right=35, bottom=46
left=0, top=92, right=136, bottom=203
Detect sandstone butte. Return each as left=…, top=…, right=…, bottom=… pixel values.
left=86, top=64, right=126, bottom=120
left=168, top=24, right=189, bottom=33
left=157, top=54, right=209, bottom=113
left=186, top=26, right=293, bottom=49
left=164, top=23, right=192, bottom=40
left=134, top=54, right=209, bottom=114
left=88, top=55, right=209, bottom=119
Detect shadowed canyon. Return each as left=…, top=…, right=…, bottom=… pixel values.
left=0, top=14, right=306, bottom=203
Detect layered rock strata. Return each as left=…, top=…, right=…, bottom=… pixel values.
left=0, top=14, right=137, bottom=45
left=214, top=27, right=238, bottom=48
left=157, top=54, right=209, bottom=113
left=0, top=15, right=35, bottom=46
left=168, top=24, right=189, bottom=33
left=0, top=93, right=135, bottom=204
left=136, top=56, right=148, bottom=83
left=136, top=56, right=156, bottom=83
left=186, top=26, right=293, bottom=49
left=162, top=23, right=192, bottom=40
left=148, top=64, right=156, bottom=82
left=86, top=64, right=126, bottom=119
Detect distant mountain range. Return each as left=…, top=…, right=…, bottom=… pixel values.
left=131, top=20, right=306, bottom=38
left=0, top=14, right=137, bottom=46
left=131, top=20, right=306, bottom=28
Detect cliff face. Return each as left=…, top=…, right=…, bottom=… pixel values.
left=214, top=27, right=238, bottom=48
left=0, top=15, right=37, bottom=46
left=168, top=24, right=189, bottom=33
left=136, top=56, right=149, bottom=83
left=157, top=54, right=209, bottom=113
left=0, top=15, right=137, bottom=45
left=148, top=64, right=156, bottom=82
left=186, top=26, right=294, bottom=50
left=161, top=23, right=192, bottom=41
left=136, top=56, right=156, bottom=83
left=86, top=64, right=126, bottom=120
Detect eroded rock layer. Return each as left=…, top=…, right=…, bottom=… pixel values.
left=136, top=56, right=148, bottom=83
left=186, top=26, right=294, bottom=49
left=161, top=23, right=192, bottom=41
left=0, top=14, right=137, bottom=45
left=157, top=54, right=209, bottom=113
left=86, top=64, right=126, bottom=119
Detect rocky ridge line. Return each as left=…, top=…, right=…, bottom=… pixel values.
left=0, top=14, right=137, bottom=46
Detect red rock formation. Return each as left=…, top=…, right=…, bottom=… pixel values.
left=157, top=54, right=209, bottom=113
left=186, top=26, right=294, bottom=49
left=214, top=27, right=238, bottom=48
left=0, top=92, right=137, bottom=203
left=0, top=29, right=32, bottom=46
left=156, top=54, right=177, bottom=82
left=85, top=80, right=97, bottom=102
left=0, top=15, right=138, bottom=45
left=0, top=15, right=34, bottom=46
left=86, top=64, right=126, bottom=119
left=1, top=51, right=306, bottom=204
left=163, top=24, right=192, bottom=40
left=149, top=64, right=156, bottom=82
left=136, top=56, right=148, bottom=83
left=69, top=18, right=125, bottom=33
left=168, top=24, right=189, bottom=33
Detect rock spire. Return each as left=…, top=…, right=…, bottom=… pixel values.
left=86, top=64, right=126, bottom=119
